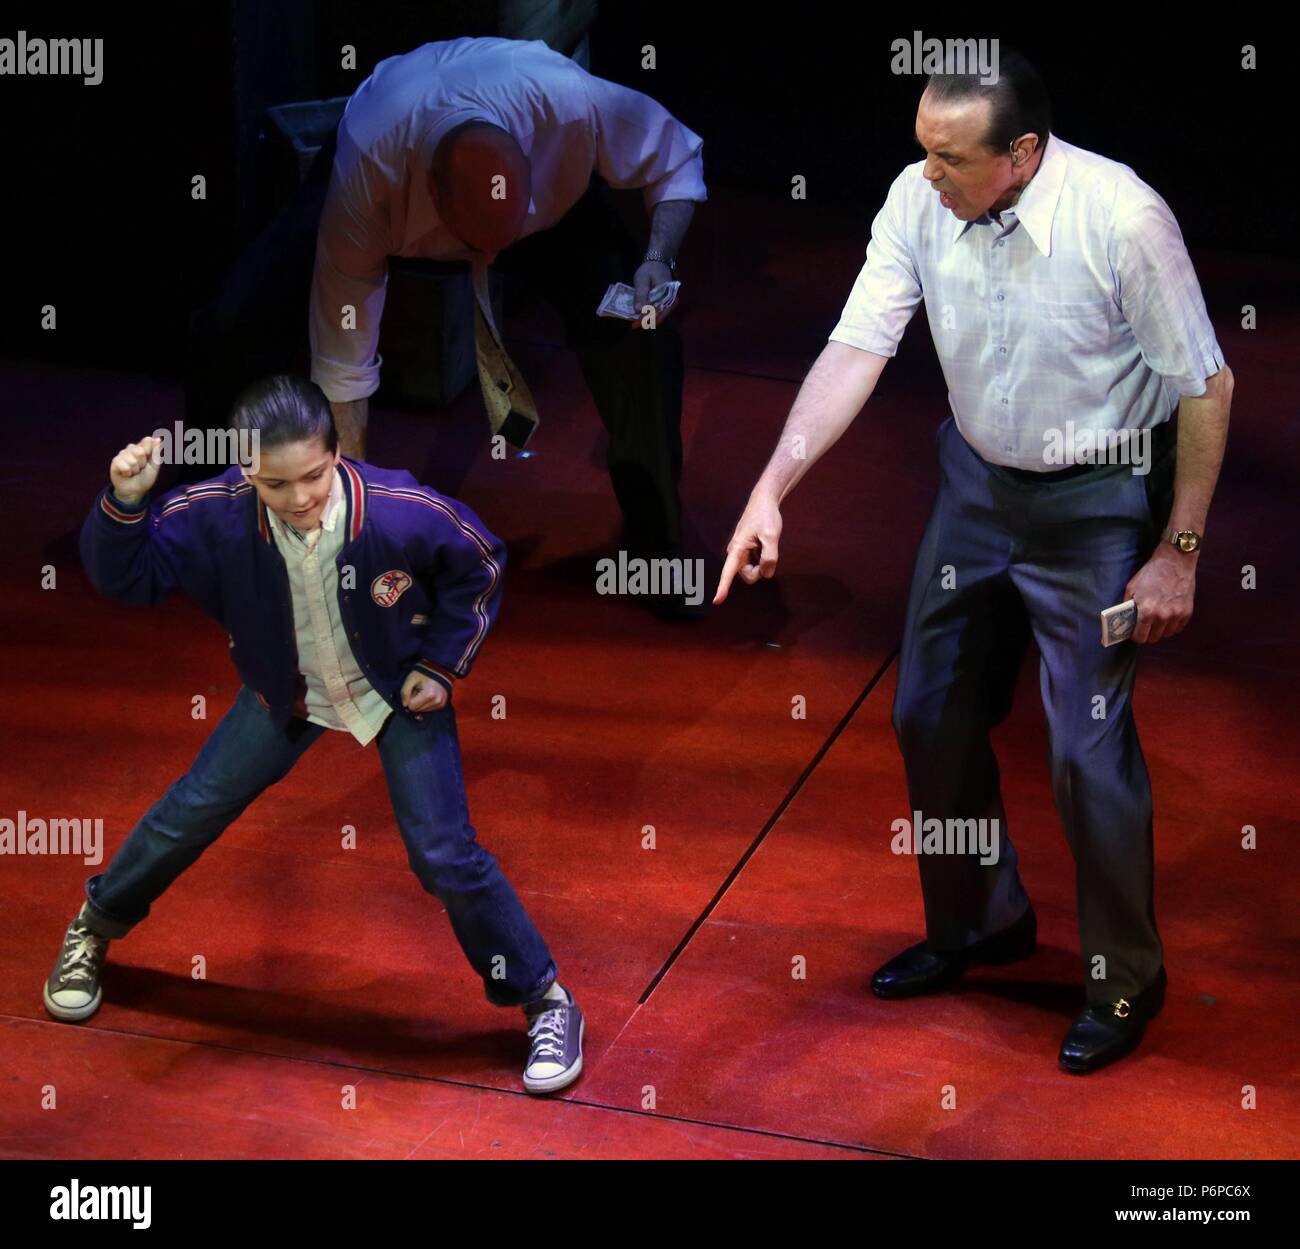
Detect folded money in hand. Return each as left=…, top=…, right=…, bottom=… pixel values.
left=597, top=280, right=681, bottom=320
left=1101, top=599, right=1137, bottom=646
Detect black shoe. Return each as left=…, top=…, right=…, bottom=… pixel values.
left=617, top=531, right=709, bottom=623
left=871, top=906, right=1037, bottom=999
left=644, top=590, right=709, bottom=622
left=1058, top=966, right=1167, bottom=1074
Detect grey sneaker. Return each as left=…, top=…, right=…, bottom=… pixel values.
left=44, top=904, right=111, bottom=1022
left=522, top=986, right=584, bottom=1094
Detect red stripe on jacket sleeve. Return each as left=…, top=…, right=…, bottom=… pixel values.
left=101, top=493, right=147, bottom=524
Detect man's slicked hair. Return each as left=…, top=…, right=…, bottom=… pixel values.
left=924, top=45, right=1052, bottom=156
left=227, top=375, right=338, bottom=456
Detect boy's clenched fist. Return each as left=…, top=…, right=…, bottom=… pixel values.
left=401, top=670, right=448, bottom=713
left=110, top=436, right=162, bottom=505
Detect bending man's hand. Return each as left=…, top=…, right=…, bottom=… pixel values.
left=1124, top=544, right=1196, bottom=643
left=632, top=260, right=675, bottom=329
left=714, top=491, right=783, bottom=604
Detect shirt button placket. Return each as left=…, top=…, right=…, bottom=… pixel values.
left=991, top=232, right=1010, bottom=441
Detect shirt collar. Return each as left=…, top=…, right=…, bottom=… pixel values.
left=951, top=133, right=1067, bottom=256
left=319, top=467, right=344, bottom=533
left=417, top=108, right=491, bottom=179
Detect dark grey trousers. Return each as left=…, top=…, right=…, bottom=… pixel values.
left=891, top=414, right=1177, bottom=1004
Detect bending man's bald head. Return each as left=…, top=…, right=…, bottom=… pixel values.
left=428, top=121, right=531, bottom=257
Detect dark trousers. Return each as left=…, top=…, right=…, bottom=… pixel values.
left=83, top=687, right=557, bottom=1008
left=891, top=415, right=1177, bottom=1004
left=492, top=183, right=685, bottom=550
left=186, top=130, right=684, bottom=548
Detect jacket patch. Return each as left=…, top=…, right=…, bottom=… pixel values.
left=371, top=569, right=413, bottom=607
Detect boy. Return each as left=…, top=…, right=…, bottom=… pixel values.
left=46, top=374, right=583, bottom=1095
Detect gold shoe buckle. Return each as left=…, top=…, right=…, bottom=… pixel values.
left=1112, top=997, right=1132, bottom=1019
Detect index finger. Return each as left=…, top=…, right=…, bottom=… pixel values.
left=713, top=545, right=748, bottom=605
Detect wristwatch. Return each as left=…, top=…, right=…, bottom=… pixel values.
left=1162, top=526, right=1202, bottom=553
left=643, top=249, right=677, bottom=274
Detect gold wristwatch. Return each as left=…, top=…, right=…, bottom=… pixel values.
left=1162, top=526, right=1202, bottom=553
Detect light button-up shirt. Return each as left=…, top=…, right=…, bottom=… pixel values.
left=268, top=469, right=393, bottom=745
left=310, top=35, right=709, bottom=403
left=829, top=134, right=1225, bottom=468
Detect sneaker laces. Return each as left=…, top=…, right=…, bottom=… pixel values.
left=526, top=1004, right=567, bottom=1061
left=60, top=923, right=107, bottom=986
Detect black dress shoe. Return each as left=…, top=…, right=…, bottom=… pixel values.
left=871, top=906, right=1037, bottom=999
left=644, top=590, right=709, bottom=622
left=618, top=533, right=710, bottom=623
left=1058, top=966, right=1167, bottom=1074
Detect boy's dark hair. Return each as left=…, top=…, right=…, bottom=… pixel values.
left=925, top=45, right=1052, bottom=156
left=227, top=375, right=338, bottom=458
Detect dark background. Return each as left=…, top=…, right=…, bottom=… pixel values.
left=0, top=3, right=1290, bottom=378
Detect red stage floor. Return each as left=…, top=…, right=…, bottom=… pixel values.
left=1, top=189, right=1297, bottom=1159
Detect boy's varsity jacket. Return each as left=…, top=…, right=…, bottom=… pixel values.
left=80, top=458, right=505, bottom=730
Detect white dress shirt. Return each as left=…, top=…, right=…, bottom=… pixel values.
left=830, top=133, right=1226, bottom=469
left=310, top=36, right=708, bottom=403
left=268, top=469, right=393, bottom=745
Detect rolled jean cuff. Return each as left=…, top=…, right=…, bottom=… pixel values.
left=486, top=960, right=558, bottom=1009
left=83, top=878, right=138, bottom=939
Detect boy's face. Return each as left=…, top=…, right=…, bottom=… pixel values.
left=244, top=437, right=340, bottom=531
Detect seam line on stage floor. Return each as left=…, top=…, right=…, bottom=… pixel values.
left=635, top=643, right=901, bottom=1006
left=1, top=1013, right=915, bottom=1160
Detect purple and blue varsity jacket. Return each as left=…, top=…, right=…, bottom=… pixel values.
left=79, top=458, right=505, bottom=730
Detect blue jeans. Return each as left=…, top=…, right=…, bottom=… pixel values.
left=84, top=687, right=557, bottom=1007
